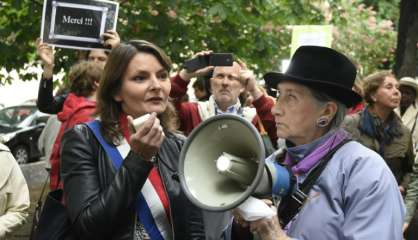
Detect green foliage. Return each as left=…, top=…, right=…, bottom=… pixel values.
left=116, top=0, right=322, bottom=73
left=362, top=0, right=400, bottom=23
left=0, top=0, right=398, bottom=86
left=329, top=0, right=397, bottom=79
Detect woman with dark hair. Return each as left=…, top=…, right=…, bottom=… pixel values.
left=60, top=40, right=205, bottom=239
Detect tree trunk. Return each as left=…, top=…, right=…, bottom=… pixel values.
left=394, top=0, right=418, bottom=78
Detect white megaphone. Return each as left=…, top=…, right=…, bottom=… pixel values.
left=179, top=114, right=293, bottom=211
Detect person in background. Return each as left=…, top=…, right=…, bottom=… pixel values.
left=397, top=77, right=418, bottom=239
left=170, top=52, right=277, bottom=144
left=395, top=76, right=418, bottom=151
left=343, top=71, right=418, bottom=239
left=344, top=71, right=415, bottom=195
left=235, top=46, right=405, bottom=240
left=37, top=87, right=67, bottom=165
left=170, top=52, right=277, bottom=239
left=48, top=61, right=102, bottom=190
left=192, top=75, right=211, bottom=101
left=36, top=30, right=120, bottom=114
left=240, top=86, right=274, bottom=108
left=0, top=143, right=30, bottom=239
left=60, top=40, right=205, bottom=239
left=405, top=163, right=418, bottom=239
left=37, top=114, right=60, bottom=165
left=347, top=81, right=365, bottom=114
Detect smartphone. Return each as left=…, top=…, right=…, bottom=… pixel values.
left=184, top=55, right=209, bottom=72
left=184, top=53, right=234, bottom=72
left=208, top=53, right=233, bottom=67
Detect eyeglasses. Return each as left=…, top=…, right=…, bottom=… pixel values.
left=213, top=73, right=240, bottom=82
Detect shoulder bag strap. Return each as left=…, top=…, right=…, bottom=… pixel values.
left=29, top=168, right=50, bottom=240
left=299, top=139, right=351, bottom=193
left=277, top=138, right=351, bottom=227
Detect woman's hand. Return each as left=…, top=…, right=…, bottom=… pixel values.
left=36, top=38, right=54, bottom=66
left=36, top=38, right=55, bottom=79
left=250, top=216, right=290, bottom=240
left=102, top=30, right=120, bottom=49
left=179, top=50, right=214, bottom=82
left=127, top=113, right=165, bottom=162
left=233, top=199, right=290, bottom=240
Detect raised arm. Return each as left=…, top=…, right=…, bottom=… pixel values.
left=36, top=39, right=66, bottom=114
left=241, top=67, right=277, bottom=145
left=170, top=51, right=214, bottom=100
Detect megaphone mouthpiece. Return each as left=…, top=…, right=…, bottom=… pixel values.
left=215, top=152, right=258, bottom=186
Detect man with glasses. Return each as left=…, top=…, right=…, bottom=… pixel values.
left=170, top=53, right=277, bottom=240
left=170, top=54, right=277, bottom=144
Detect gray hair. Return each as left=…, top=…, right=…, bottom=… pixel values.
left=309, top=88, right=347, bottom=129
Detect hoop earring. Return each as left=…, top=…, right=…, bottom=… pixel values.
left=316, top=116, right=329, bottom=128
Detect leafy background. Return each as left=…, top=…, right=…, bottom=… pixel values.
left=0, top=0, right=399, bottom=85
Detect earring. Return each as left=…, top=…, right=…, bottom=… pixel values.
left=316, top=116, right=329, bottom=128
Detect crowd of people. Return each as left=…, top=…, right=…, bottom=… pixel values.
left=1, top=31, right=418, bottom=240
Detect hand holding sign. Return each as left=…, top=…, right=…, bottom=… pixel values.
left=36, top=38, right=55, bottom=79
left=36, top=38, right=55, bottom=67
left=41, top=0, right=119, bottom=50
left=102, top=30, right=120, bottom=49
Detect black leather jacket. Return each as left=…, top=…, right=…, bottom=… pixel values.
left=60, top=124, right=205, bottom=240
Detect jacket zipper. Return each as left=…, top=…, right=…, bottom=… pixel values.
left=133, top=214, right=137, bottom=240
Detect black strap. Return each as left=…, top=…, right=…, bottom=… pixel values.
left=277, top=138, right=351, bottom=227
left=29, top=168, right=50, bottom=240
left=37, top=168, right=51, bottom=205
left=299, top=138, right=351, bottom=193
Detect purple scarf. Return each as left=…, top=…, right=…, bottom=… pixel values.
left=283, top=129, right=350, bottom=175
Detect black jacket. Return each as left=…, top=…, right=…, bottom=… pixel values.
left=60, top=124, right=205, bottom=240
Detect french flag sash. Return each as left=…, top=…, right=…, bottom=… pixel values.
left=86, top=120, right=172, bottom=240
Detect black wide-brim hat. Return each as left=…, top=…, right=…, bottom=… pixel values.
left=264, top=46, right=362, bottom=107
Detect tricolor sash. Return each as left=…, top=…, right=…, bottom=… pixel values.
left=86, top=120, right=172, bottom=240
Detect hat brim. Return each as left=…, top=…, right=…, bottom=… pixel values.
left=264, top=72, right=362, bottom=108
left=399, top=81, right=418, bottom=96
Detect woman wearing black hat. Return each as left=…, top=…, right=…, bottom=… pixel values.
left=234, top=46, right=405, bottom=240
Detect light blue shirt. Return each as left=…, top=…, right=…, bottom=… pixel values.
left=268, top=141, right=405, bottom=240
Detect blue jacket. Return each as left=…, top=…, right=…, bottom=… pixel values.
left=268, top=141, right=405, bottom=240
